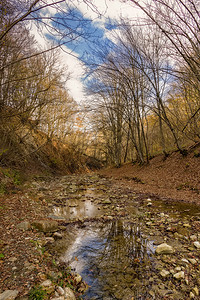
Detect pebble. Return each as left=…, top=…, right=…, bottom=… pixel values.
left=190, top=235, right=197, bottom=241
left=56, top=286, right=65, bottom=296
left=155, top=243, right=173, bottom=255
left=53, top=232, right=63, bottom=239
left=193, top=241, right=200, bottom=249
left=193, top=286, right=199, bottom=296
left=41, top=279, right=52, bottom=287
left=160, top=270, right=170, bottom=277
left=74, top=274, right=82, bottom=284
left=173, top=271, right=185, bottom=279
left=188, top=258, right=197, bottom=265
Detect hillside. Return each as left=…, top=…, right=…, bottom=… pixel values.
left=99, top=145, right=200, bottom=205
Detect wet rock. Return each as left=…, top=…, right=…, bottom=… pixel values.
left=32, top=220, right=58, bottom=232
left=16, top=221, right=31, bottom=231
left=155, top=243, right=174, bottom=255
left=63, top=287, right=75, bottom=300
left=173, top=271, right=184, bottom=280
left=0, top=290, right=19, bottom=300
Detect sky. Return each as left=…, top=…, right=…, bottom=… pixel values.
left=32, top=0, right=143, bottom=103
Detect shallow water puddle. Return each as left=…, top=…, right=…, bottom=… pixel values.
left=59, top=220, right=155, bottom=299
left=49, top=175, right=200, bottom=299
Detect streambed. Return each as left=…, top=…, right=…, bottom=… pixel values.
left=41, top=174, right=200, bottom=299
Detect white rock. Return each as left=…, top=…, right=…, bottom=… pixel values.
left=193, top=241, right=200, bottom=249
left=174, top=271, right=184, bottom=280
left=56, top=286, right=65, bottom=296
left=181, top=258, right=189, bottom=264
left=64, top=287, right=76, bottom=300
left=0, top=290, right=19, bottom=300
left=51, top=297, right=65, bottom=300
left=155, top=243, right=173, bottom=255
left=160, top=269, right=170, bottom=277
left=41, top=280, right=52, bottom=287
left=53, top=232, right=63, bottom=239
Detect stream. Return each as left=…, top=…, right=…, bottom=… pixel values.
left=35, top=174, right=200, bottom=299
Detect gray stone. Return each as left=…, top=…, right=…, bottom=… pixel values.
left=63, top=287, right=76, bottom=300
left=0, top=290, right=19, bottom=300
left=155, top=243, right=173, bottom=255
left=32, top=220, right=58, bottom=232
left=17, top=221, right=31, bottom=231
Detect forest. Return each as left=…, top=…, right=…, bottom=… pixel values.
left=0, top=0, right=200, bottom=171
left=1, top=1, right=200, bottom=299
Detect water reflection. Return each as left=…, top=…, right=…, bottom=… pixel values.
left=61, top=220, right=154, bottom=299
left=53, top=199, right=102, bottom=219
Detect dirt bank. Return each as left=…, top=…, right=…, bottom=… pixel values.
left=99, top=149, right=200, bottom=205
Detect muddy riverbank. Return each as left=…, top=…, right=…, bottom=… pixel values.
left=0, top=173, right=200, bottom=299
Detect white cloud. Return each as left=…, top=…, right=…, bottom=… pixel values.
left=31, top=0, right=144, bottom=104
left=60, top=50, right=86, bottom=103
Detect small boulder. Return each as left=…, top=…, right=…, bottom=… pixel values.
left=0, top=290, right=19, bottom=300
left=63, top=287, right=76, bottom=300
left=17, top=221, right=31, bottom=231
left=155, top=243, right=174, bottom=255
left=32, top=220, right=58, bottom=233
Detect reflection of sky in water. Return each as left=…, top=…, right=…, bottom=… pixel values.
left=53, top=199, right=102, bottom=219
left=60, top=221, right=155, bottom=299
